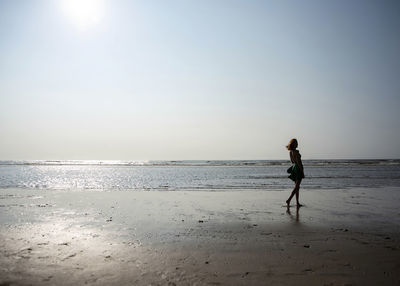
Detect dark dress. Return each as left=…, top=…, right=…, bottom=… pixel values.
left=287, top=163, right=303, bottom=182
left=287, top=150, right=304, bottom=182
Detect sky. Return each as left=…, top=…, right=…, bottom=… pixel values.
left=0, top=0, right=399, bottom=160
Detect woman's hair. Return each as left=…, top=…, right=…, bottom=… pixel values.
left=286, top=138, right=298, bottom=150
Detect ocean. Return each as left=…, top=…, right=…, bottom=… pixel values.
left=0, top=160, right=399, bottom=191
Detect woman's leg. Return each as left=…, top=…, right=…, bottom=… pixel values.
left=295, top=180, right=302, bottom=207
left=286, top=181, right=300, bottom=206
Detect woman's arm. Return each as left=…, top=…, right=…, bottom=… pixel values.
left=289, top=151, right=296, bottom=164
left=294, top=151, right=304, bottom=174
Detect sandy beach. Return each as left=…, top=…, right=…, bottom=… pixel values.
left=1, top=187, right=399, bottom=285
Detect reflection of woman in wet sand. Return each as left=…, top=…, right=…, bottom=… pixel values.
left=286, top=206, right=300, bottom=222
left=286, top=138, right=305, bottom=208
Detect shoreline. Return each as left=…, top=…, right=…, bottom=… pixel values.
left=1, top=187, right=400, bottom=285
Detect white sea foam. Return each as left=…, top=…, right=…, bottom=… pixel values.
left=0, top=159, right=399, bottom=166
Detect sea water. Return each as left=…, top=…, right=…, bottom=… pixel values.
left=0, top=160, right=399, bottom=191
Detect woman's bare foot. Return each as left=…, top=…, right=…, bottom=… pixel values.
left=296, top=203, right=303, bottom=208
left=286, top=200, right=290, bottom=207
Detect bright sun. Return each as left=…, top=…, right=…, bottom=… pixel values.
left=61, top=0, right=105, bottom=31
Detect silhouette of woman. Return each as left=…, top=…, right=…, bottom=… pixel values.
left=286, top=138, right=304, bottom=208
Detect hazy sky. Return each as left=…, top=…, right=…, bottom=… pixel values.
left=0, top=0, right=399, bottom=160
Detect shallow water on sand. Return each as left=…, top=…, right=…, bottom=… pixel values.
left=1, top=187, right=399, bottom=285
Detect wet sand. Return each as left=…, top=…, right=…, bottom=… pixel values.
left=1, top=187, right=400, bottom=285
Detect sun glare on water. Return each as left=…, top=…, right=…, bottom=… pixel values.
left=61, top=0, right=106, bottom=31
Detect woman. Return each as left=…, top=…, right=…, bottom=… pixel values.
left=286, top=138, right=304, bottom=208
